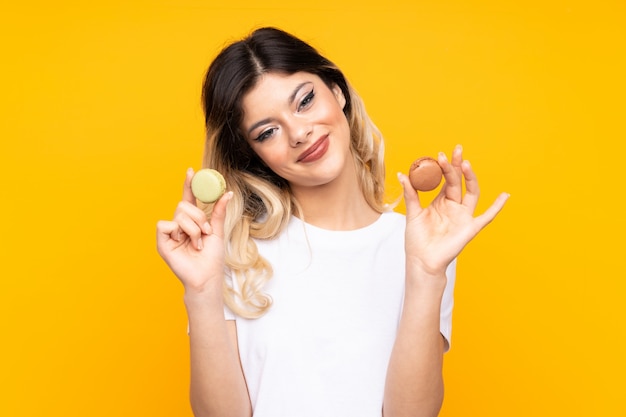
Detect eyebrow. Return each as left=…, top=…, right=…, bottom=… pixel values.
left=246, top=81, right=312, bottom=135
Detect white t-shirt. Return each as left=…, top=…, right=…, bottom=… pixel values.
left=225, top=211, right=456, bottom=417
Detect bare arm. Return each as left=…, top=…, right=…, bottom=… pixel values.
left=384, top=275, right=446, bottom=417
left=186, top=293, right=251, bottom=417
left=384, top=146, right=508, bottom=416
left=157, top=169, right=251, bottom=417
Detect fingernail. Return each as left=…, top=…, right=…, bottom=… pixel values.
left=202, top=222, right=211, bottom=234
left=438, top=152, right=447, bottom=161
left=197, top=238, right=203, bottom=250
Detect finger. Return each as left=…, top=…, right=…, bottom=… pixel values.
left=474, top=192, right=510, bottom=230
left=182, top=167, right=197, bottom=206
left=209, top=191, right=234, bottom=239
left=156, top=220, right=181, bottom=249
left=175, top=214, right=211, bottom=250
left=450, top=144, right=463, bottom=167
left=397, top=172, right=422, bottom=217
left=461, top=160, right=480, bottom=210
left=174, top=201, right=211, bottom=233
left=174, top=201, right=211, bottom=248
left=440, top=146, right=463, bottom=202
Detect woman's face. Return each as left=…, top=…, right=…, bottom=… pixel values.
left=241, top=71, right=352, bottom=189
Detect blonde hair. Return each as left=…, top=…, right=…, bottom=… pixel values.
left=200, top=28, right=388, bottom=318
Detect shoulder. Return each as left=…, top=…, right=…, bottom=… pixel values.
left=380, top=210, right=405, bottom=223
left=378, top=210, right=406, bottom=232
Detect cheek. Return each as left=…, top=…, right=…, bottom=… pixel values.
left=254, top=144, right=287, bottom=170
left=326, top=101, right=350, bottom=129
left=331, top=109, right=351, bottom=140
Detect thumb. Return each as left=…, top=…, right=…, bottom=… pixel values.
left=398, top=173, right=422, bottom=218
left=209, top=191, right=233, bottom=239
left=182, top=168, right=198, bottom=206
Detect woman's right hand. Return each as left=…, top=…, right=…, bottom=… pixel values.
left=156, top=168, right=232, bottom=293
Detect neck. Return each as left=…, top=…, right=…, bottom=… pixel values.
left=290, top=160, right=380, bottom=231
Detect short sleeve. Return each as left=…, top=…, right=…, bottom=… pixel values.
left=440, top=258, right=457, bottom=352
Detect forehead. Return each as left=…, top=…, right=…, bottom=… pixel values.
left=242, top=72, right=321, bottom=111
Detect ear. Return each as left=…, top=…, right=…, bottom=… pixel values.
left=331, top=84, right=347, bottom=110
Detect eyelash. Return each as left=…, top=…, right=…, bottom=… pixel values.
left=255, top=128, right=277, bottom=143
left=254, top=88, right=315, bottom=142
left=298, top=89, right=315, bottom=111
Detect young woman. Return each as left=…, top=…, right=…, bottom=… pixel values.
left=156, top=27, right=508, bottom=417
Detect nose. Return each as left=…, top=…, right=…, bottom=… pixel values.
left=288, top=117, right=313, bottom=147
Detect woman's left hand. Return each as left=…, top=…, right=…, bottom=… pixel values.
left=399, top=145, right=509, bottom=278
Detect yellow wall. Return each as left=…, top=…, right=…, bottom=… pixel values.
left=2, top=1, right=624, bottom=415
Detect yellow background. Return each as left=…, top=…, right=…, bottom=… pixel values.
left=2, top=1, right=625, bottom=415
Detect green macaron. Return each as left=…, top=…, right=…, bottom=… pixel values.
left=190, top=169, right=226, bottom=203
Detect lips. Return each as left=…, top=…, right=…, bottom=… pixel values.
left=297, top=135, right=329, bottom=163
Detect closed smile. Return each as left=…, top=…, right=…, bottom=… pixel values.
left=297, top=135, right=329, bottom=163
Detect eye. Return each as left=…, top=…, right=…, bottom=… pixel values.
left=297, top=89, right=315, bottom=111
left=255, top=127, right=277, bottom=142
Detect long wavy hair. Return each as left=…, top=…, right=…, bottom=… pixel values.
left=201, top=27, right=388, bottom=318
